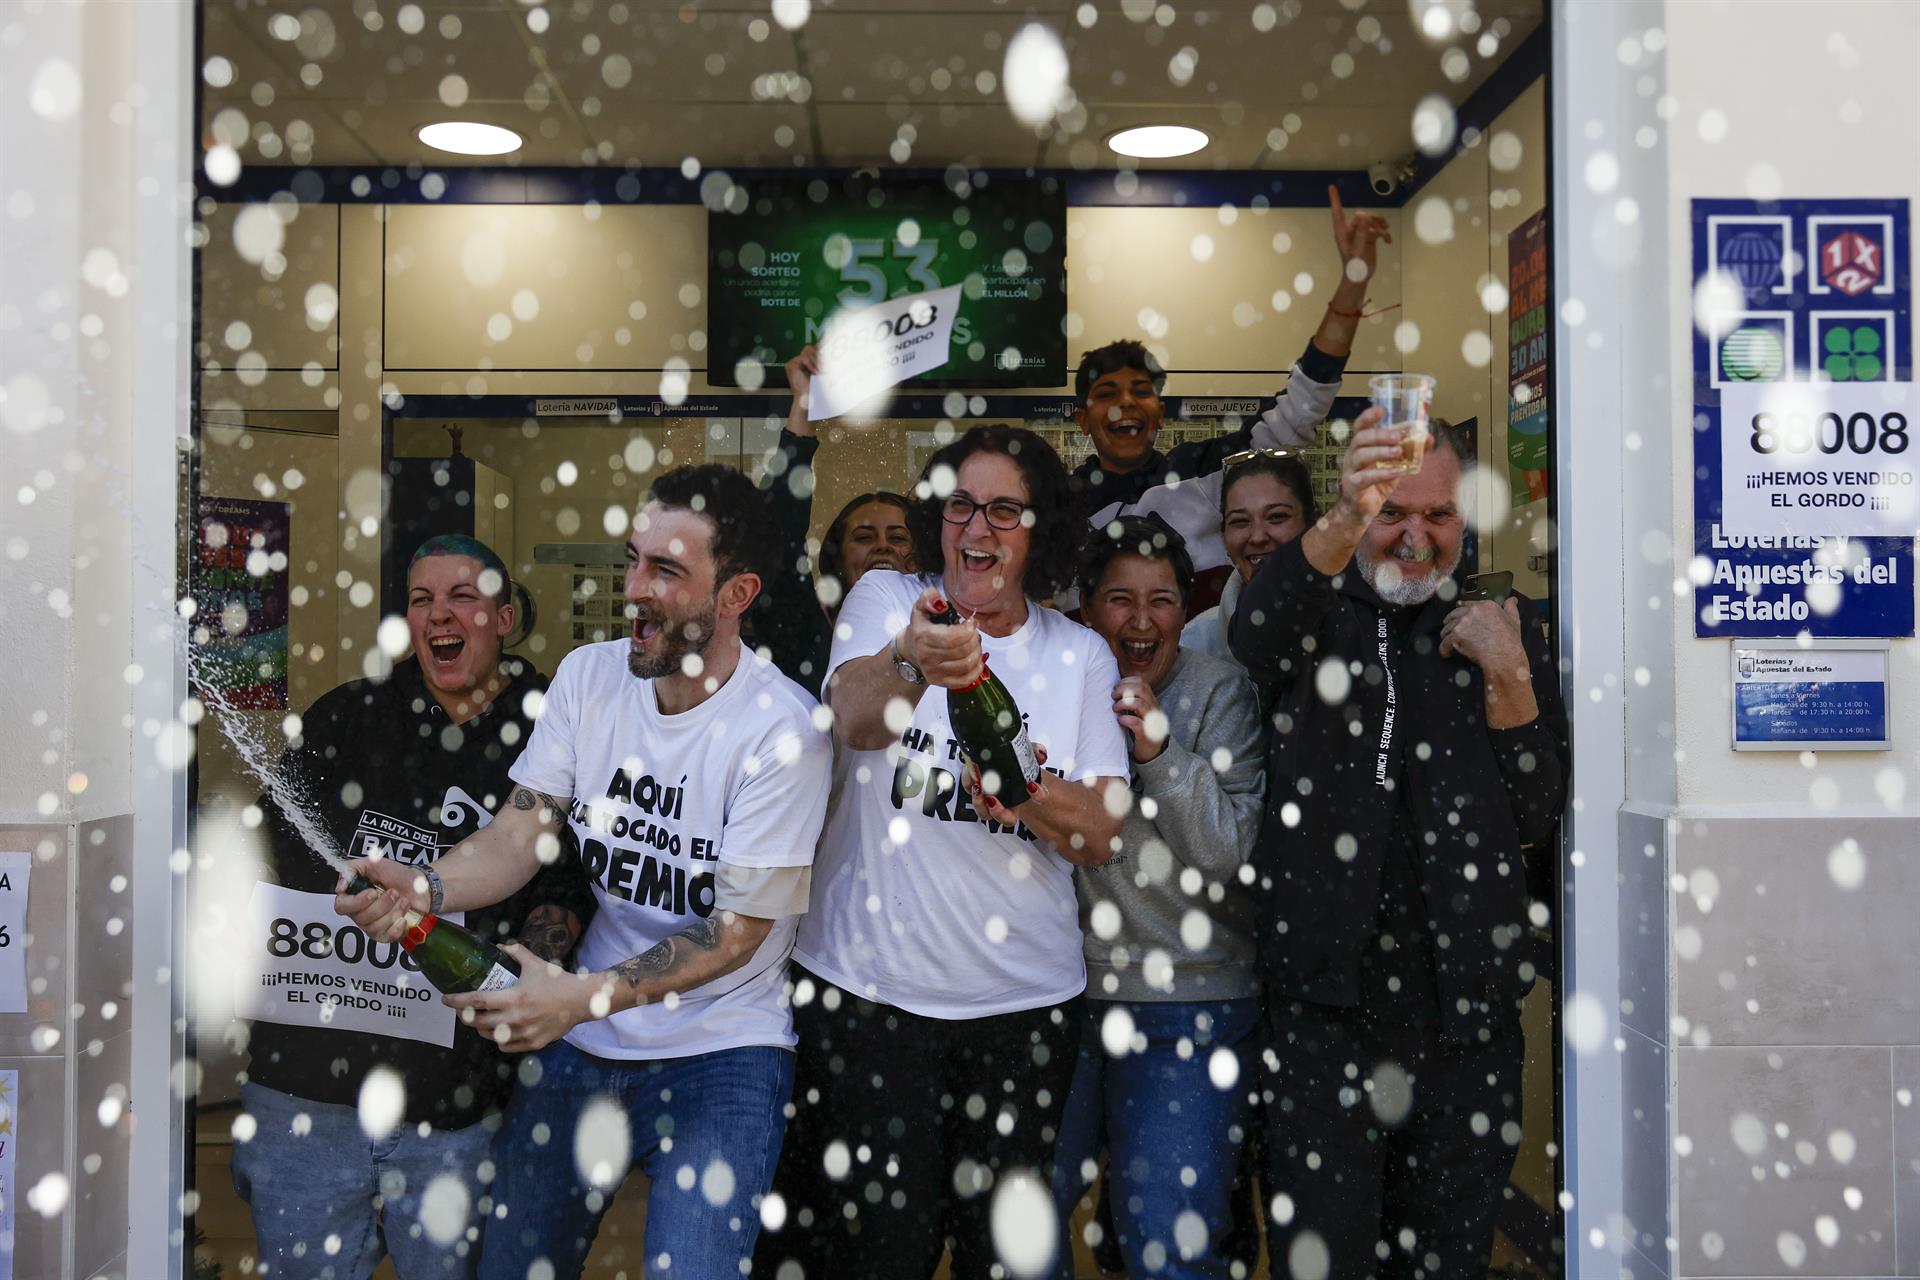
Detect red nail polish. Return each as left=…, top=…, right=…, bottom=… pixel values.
left=930, top=596, right=947, bottom=612
left=1027, top=780, right=1041, bottom=795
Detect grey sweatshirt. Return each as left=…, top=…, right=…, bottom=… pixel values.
left=1075, top=648, right=1269, bottom=1003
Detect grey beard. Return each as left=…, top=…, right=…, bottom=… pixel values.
left=627, top=601, right=719, bottom=680
left=1357, top=547, right=1459, bottom=606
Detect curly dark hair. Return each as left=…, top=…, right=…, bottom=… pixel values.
left=907, top=424, right=1084, bottom=602
left=818, top=490, right=915, bottom=590
left=646, top=463, right=781, bottom=589
left=1074, top=339, right=1166, bottom=405
left=1078, top=513, right=1196, bottom=604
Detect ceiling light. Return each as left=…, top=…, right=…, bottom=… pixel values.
left=1106, top=125, right=1209, bottom=159
left=417, top=122, right=523, bottom=157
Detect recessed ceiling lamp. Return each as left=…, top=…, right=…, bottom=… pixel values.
left=1106, top=125, right=1209, bottom=159
left=417, top=121, right=523, bottom=156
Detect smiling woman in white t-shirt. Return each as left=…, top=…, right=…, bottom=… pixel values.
left=753, top=424, right=1131, bottom=1280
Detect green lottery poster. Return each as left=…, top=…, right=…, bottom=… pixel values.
left=1507, top=209, right=1550, bottom=506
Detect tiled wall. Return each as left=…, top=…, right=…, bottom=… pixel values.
left=1670, top=816, right=1920, bottom=1278
left=1622, top=806, right=1674, bottom=1278
left=0, top=817, right=136, bottom=1280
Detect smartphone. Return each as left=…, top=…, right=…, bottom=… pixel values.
left=1459, top=571, right=1514, bottom=604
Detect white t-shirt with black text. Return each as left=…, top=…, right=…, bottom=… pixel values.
left=795, top=571, right=1130, bottom=1019
left=511, top=639, right=832, bottom=1059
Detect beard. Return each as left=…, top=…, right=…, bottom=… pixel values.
left=626, top=597, right=719, bottom=680
left=1357, top=542, right=1462, bottom=607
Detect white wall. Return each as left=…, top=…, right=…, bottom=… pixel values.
left=0, top=1, right=194, bottom=1276
left=1666, top=1, right=1920, bottom=808
left=1574, top=6, right=1920, bottom=1279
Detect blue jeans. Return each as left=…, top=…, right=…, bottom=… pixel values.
left=478, top=1039, right=794, bottom=1280
left=1050, top=998, right=1261, bottom=1279
left=232, top=1082, right=494, bottom=1280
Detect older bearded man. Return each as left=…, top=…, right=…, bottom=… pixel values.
left=1228, top=410, right=1569, bottom=1278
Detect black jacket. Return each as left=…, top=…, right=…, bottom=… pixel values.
left=1229, top=538, right=1568, bottom=1033
left=249, top=660, right=594, bottom=1127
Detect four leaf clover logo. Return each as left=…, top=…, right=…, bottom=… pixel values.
left=1823, top=324, right=1885, bottom=381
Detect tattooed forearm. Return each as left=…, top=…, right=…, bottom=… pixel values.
left=598, top=912, right=774, bottom=1014
left=509, top=786, right=570, bottom=821
left=614, top=917, right=726, bottom=992
left=517, top=904, right=582, bottom=964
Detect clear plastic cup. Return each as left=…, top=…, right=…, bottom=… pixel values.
left=1369, top=373, right=1436, bottom=473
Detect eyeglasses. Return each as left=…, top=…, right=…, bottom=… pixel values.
left=941, top=494, right=1032, bottom=531
left=1222, top=446, right=1298, bottom=467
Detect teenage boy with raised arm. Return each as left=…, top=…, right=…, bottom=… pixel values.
left=1068, top=187, right=1392, bottom=611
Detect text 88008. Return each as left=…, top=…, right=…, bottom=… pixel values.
left=1748, top=411, right=1909, bottom=456
left=267, top=917, right=422, bottom=972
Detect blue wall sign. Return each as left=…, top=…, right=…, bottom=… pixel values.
left=1731, top=642, right=1890, bottom=750
left=1691, top=198, right=1914, bottom=636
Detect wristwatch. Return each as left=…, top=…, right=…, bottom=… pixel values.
left=891, top=631, right=926, bottom=685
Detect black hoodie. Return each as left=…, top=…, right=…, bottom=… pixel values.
left=248, top=659, right=595, bottom=1128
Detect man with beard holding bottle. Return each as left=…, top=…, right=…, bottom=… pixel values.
left=341, top=467, right=831, bottom=1280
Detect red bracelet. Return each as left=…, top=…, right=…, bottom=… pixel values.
left=1329, top=300, right=1402, bottom=321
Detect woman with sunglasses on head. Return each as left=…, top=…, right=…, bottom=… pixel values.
left=752, top=425, right=1131, bottom=1280
left=752, top=345, right=918, bottom=696
left=1183, top=449, right=1318, bottom=668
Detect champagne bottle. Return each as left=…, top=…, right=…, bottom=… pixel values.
left=345, top=873, right=520, bottom=994
left=928, top=599, right=1042, bottom=808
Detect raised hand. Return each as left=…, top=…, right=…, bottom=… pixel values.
left=786, top=344, right=822, bottom=436
left=1334, top=406, right=1407, bottom=525
left=1329, top=183, right=1393, bottom=283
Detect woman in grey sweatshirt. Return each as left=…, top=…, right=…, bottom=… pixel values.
left=1050, top=514, right=1268, bottom=1280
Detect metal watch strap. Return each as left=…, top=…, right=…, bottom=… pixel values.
left=891, top=631, right=925, bottom=684
left=422, top=864, right=446, bottom=915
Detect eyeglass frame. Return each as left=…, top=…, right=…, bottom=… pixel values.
left=939, top=493, right=1035, bottom=532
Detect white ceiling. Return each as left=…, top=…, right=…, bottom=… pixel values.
left=200, top=0, right=1544, bottom=172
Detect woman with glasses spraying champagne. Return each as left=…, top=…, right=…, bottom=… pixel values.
left=753, top=425, right=1132, bottom=1280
